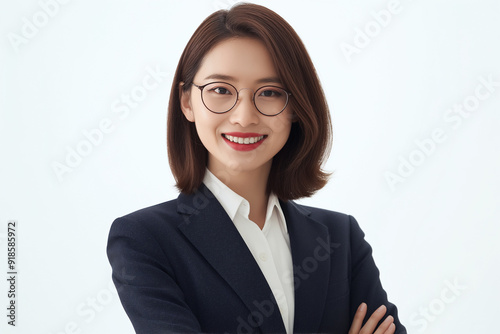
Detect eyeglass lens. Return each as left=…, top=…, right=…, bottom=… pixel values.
left=201, top=82, right=289, bottom=115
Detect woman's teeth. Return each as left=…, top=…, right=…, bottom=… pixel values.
left=223, top=134, right=265, bottom=144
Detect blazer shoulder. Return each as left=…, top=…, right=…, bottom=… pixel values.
left=109, top=198, right=182, bottom=236
left=285, top=200, right=365, bottom=238
left=117, top=198, right=178, bottom=220
left=288, top=200, right=352, bottom=224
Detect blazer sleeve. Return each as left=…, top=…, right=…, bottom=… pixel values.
left=107, top=216, right=202, bottom=334
left=348, top=215, right=407, bottom=334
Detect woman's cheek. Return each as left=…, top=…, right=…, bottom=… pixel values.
left=269, top=113, right=293, bottom=136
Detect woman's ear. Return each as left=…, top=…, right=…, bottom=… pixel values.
left=179, top=82, right=195, bottom=122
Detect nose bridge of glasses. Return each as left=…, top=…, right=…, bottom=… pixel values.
left=232, top=87, right=258, bottom=114
left=236, top=87, right=255, bottom=100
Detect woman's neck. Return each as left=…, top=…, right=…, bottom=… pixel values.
left=208, top=163, right=271, bottom=229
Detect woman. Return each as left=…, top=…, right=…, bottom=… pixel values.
left=107, top=3, right=406, bottom=334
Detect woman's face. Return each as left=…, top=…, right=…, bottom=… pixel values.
left=181, top=37, right=293, bottom=177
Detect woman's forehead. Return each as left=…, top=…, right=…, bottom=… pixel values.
left=195, top=37, right=280, bottom=85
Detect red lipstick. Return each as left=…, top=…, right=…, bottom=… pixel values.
left=222, top=132, right=267, bottom=151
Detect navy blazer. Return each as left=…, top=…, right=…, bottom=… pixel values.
left=107, top=184, right=406, bottom=333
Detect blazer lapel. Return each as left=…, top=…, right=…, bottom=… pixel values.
left=281, top=200, right=332, bottom=333
left=177, top=184, right=286, bottom=333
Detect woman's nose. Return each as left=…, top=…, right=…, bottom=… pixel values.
left=228, top=89, right=260, bottom=127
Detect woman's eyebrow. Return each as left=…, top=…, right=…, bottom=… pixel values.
left=256, top=77, right=282, bottom=84
left=203, top=74, right=282, bottom=84
left=204, top=74, right=235, bottom=81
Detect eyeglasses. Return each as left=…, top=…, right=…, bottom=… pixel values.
left=192, top=81, right=292, bottom=116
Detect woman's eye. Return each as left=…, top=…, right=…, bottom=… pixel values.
left=212, top=87, right=231, bottom=95
left=259, top=89, right=282, bottom=97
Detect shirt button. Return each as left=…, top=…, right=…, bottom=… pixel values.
left=259, top=252, right=269, bottom=262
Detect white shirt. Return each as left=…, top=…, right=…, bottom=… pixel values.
left=203, top=169, right=295, bottom=334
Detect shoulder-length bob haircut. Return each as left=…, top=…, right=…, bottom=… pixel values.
left=167, top=3, right=332, bottom=201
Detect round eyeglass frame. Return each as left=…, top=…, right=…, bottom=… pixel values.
left=192, top=81, right=292, bottom=116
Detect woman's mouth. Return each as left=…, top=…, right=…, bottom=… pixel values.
left=223, top=134, right=266, bottom=144
left=222, top=133, right=267, bottom=151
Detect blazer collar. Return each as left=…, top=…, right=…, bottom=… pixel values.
left=177, top=185, right=331, bottom=333
left=280, top=200, right=331, bottom=333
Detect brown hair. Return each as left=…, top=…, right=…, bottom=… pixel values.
left=167, top=3, right=332, bottom=201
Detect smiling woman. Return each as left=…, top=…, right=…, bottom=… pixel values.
left=179, top=37, right=294, bottom=200
left=107, top=3, right=406, bottom=334
left=168, top=6, right=332, bottom=201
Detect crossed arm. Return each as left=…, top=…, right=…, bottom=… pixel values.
left=107, top=212, right=405, bottom=333
left=349, top=303, right=396, bottom=334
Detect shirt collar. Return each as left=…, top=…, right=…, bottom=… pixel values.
left=203, top=168, right=242, bottom=220
left=202, top=168, right=288, bottom=233
left=265, top=191, right=287, bottom=234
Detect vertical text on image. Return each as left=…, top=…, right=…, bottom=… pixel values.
left=6, top=220, right=18, bottom=326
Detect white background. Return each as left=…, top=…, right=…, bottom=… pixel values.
left=1, top=0, right=499, bottom=333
